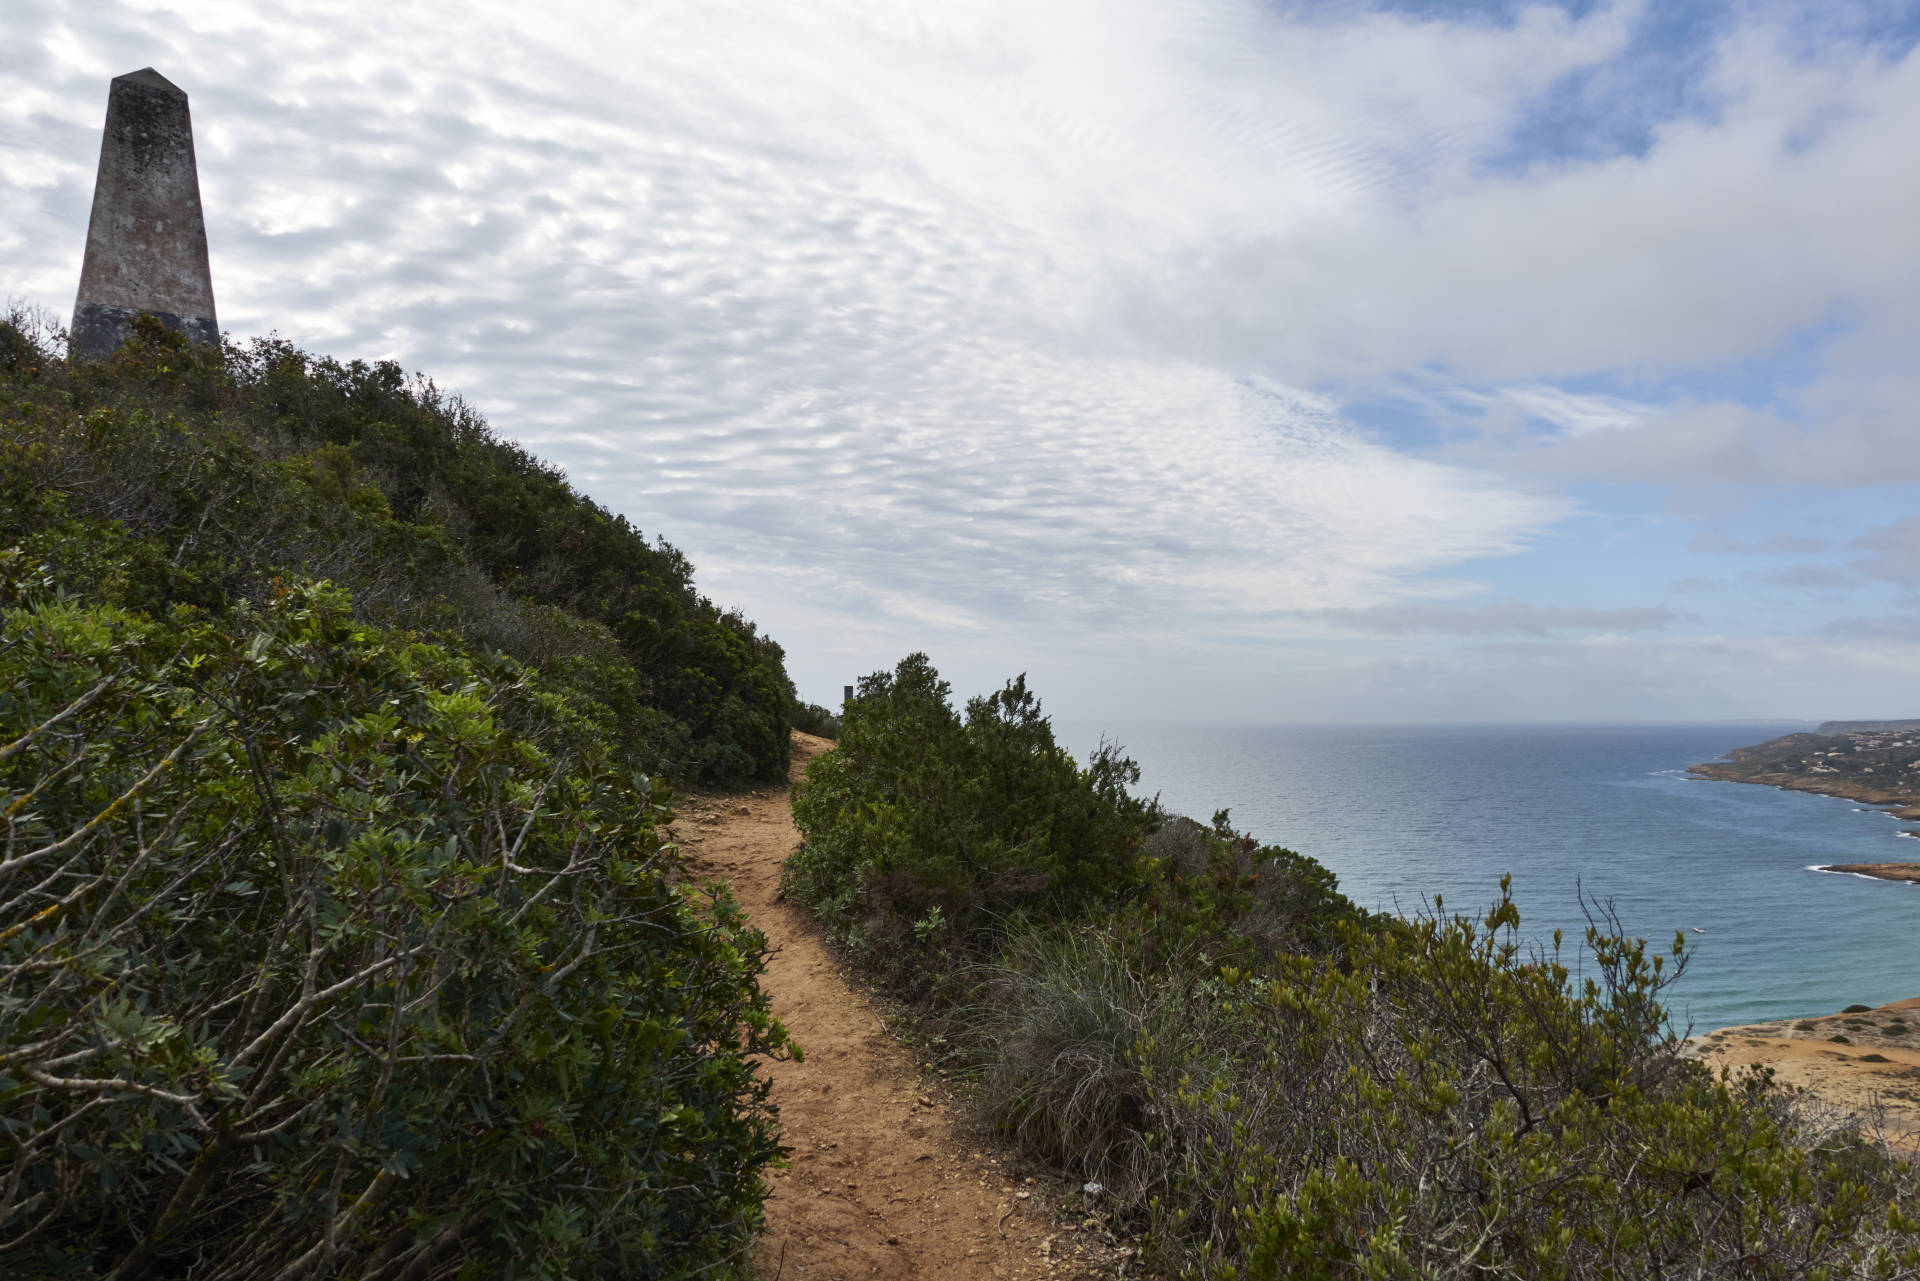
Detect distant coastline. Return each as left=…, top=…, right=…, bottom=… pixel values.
left=1691, top=727, right=1920, bottom=883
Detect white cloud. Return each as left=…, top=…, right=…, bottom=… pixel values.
left=1, top=0, right=1561, bottom=634
left=1197, top=18, right=1920, bottom=385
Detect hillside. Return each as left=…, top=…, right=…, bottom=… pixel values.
left=1690, top=726, right=1920, bottom=815
left=7, top=311, right=1919, bottom=1279
left=779, top=655, right=1920, bottom=1279
left=0, top=311, right=804, bottom=1278
left=0, top=309, right=793, bottom=785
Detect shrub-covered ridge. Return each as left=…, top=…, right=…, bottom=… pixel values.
left=0, top=311, right=793, bottom=785
left=789, top=654, right=1920, bottom=1280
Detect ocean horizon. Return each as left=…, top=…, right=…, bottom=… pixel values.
left=1057, top=720, right=1918, bottom=1033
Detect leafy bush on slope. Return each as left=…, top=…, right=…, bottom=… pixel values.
left=785, top=653, right=1155, bottom=998
left=0, top=558, right=790, bottom=1279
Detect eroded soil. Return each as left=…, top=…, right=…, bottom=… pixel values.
left=1688, top=997, right=1920, bottom=1153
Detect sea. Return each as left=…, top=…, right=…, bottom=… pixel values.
left=1055, top=721, right=1917, bottom=1033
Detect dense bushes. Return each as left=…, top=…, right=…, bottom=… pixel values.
left=0, top=557, right=790, bottom=1278
left=786, top=654, right=1157, bottom=998
left=790, top=700, right=841, bottom=741
left=788, top=655, right=1920, bottom=1280
left=0, top=311, right=791, bottom=785
left=1129, top=890, right=1918, bottom=1278
left=787, top=656, right=1366, bottom=996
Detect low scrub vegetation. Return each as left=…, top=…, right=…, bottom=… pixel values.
left=790, top=700, right=842, bottom=741
left=789, top=654, right=1920, bottom=1280
left=0, top=562, right=789, bottom=1278
left=1, top=311, right=792, bottom=785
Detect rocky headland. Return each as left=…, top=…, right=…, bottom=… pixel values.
left=1688, top=733, right=1920, bottom=1151
left=1690, top=727, right=1920, bottom=881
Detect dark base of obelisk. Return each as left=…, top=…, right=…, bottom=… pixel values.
left=70, top=301, right=218, bottom=362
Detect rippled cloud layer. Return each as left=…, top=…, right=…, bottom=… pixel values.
left=8, top=1, right=1920, bottom=719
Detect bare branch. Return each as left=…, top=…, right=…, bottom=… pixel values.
left=0, top=721, right=211, bottom=880
left=0, top=669, right=122, bottom=767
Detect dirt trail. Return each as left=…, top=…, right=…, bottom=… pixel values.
left=672, top=732, right=1087, bottom=1281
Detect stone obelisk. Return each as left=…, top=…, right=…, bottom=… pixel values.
left=71, top=68, right=218, bottom=360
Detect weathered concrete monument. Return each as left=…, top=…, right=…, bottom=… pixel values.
left=71, top=68, right=218, bottom=360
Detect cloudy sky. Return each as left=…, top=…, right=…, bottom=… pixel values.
left=8, top=0, right=1920, bottom=724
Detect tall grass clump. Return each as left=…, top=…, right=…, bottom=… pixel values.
left=976, top=929, right=1173, bottom=1192
left=788, top=654, right=1920, bottom=1280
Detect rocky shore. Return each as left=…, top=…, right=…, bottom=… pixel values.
left=1686, top=733, right=1920, bottom=1149
left=1819, top=863, right=1920, bottom=884
left=1689, top=760, right=1920, bottom=818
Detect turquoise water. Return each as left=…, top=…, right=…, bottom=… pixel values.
left=1057, top=722, right=1918, bottom=1032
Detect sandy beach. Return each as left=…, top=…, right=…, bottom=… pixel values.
left=1687, top=997, right=1920, bottom=1153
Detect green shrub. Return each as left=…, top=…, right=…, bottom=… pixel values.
left=1116, top=812, right=1369, bottom=971
left=0, top=557, right=790, bottom=1279
left=786, top=654, right=1155, bottom=995
left=1137, top=886, right=1918, bottom=1279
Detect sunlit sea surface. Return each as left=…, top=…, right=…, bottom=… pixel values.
left=1054, top=722, right=1917, bottom=1032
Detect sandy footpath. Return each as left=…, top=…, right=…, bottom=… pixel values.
left=670, top=733, right=1109, bottom=1281
left=1688, top=997, right=1920, bottom=1153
